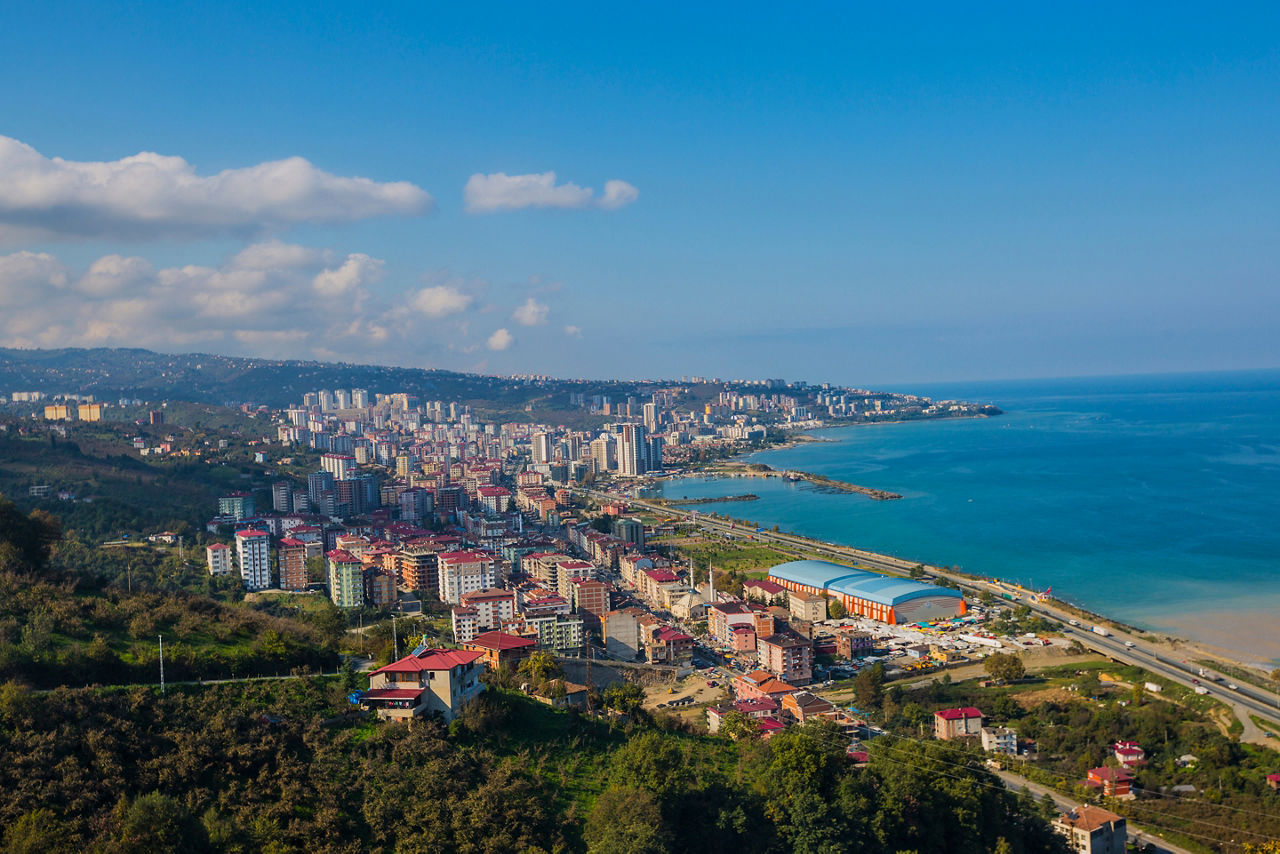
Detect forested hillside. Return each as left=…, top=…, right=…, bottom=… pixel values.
left=0, top=677, right=1070, bottom=854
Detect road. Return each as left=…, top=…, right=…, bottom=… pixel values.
left=578, top=486, right=1280, bottom=732
left=995, top=770, right=1196, bottom=854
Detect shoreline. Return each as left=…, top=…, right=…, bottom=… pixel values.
left=643, top=470, right=1280, bottom=674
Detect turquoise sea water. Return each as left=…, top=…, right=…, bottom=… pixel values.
left=646, top=370, right=1280, bottom=662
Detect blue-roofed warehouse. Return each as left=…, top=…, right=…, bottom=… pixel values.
left=768, top=560, right=966, bottom=624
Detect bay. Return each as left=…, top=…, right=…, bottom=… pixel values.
left=644, top=370, right=1280, bottom=665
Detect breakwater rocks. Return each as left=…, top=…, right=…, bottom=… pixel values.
left=694, top=464, right=903, bottom=500
left=662, top=494, right=760, bottom=506
left=788, top=471, right=902, bottom=500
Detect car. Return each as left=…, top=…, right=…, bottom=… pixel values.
left=1228, top=683, right=1239, bottom=691
left=1124, top=641, right=1135, bottom=648
left=1192, top=679, right=1200, bottom=685
left=1068, top=619, right=1079, bottom=626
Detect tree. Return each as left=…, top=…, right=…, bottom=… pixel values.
left=718, top=710, right=760, bottom=741
left=112, top=792, right=208, bottom=853
left=3, top=809, right=71, bottom=853
left=909, top=565, right=925, bottom=580
left=984, top=653, right=1026, bottom=683
left=854, top=662, right=885, bottom=710
left=583, top=786, right=669, bottom=854
left=826, top=598, right=846, bottom=620
left=518, top=650, right=562, bottom=684
left=602, top=681, right=645, bottom=713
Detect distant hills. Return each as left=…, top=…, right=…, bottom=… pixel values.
left=0, top=347, right=649, bottom=417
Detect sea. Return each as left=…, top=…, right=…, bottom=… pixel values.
left=643, top=370, right=1280, bottom=666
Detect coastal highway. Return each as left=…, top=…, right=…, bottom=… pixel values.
left=578, top=486, right=1280, bottom=729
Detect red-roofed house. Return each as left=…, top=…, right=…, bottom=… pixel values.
left=464, top=631, right=537, bottom=669
left=1053, top=804, right=1127, bottom=853
left=734, top=669, right=798, bottom=702
left=1266, top=773, right=1280, bottom=790
left=1084, top=767, right=1134, bottom=799
left=743, top=578, right=787, bottom=605
left=363, top=648, right=485, bottom=722
left=782, top=691, right=837, bottom=724
left=933, top=707, right=984, bottom=740
left=1113, top=741, right=1145, bottom=768
left=757, top=718, right=786, bottom=740
left=647, top=626, right=694, bottom=665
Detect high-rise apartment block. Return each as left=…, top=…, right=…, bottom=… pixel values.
left=235, top=529, right=272, bottom=591
left=278, top=538, right=309, bottom=591
left=437, top=551, right=499, bottom=604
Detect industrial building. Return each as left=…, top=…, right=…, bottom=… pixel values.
left=768, top=560, right=966, bottom=625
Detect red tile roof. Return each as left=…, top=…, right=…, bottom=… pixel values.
left=935, top=706, right=983, bottom=720
left=370, top=649, right=484, bottom=675
left=364, top=688, right=425, bottom=701
left=465, top=631, right=537, bottom=651
left=439, top=550, right=496, bottom=563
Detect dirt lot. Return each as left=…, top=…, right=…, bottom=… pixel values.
left=643, top=672, right=730, bottom=715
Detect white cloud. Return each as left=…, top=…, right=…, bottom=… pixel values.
left=563, top=324, right=583, bottom=338
left=512, top=296, right=549, bottom=326
left=463, top=171, right=639, bottom=213
left=411, top=284, right=473, bottom=318
left=0, top=135, right=434, bottom=242
left=313, top=253, right=384, bottom=297
left=599, top=179, right=640, bottom=210
left=486, top=328, right=514, bottom=351
left=0, top=242, right=413, bottom=359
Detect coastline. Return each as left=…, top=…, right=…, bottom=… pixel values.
left=645, top=424, right=1280, bottom=671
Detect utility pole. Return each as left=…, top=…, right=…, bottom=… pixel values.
left=392, top=615, right=399, bottom=660
left=158, top=634, right=165, bottom=694
left=127, top=562, right=132, bottom=594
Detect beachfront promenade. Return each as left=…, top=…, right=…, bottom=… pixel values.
left=577, top=486, right=1280, bottom=734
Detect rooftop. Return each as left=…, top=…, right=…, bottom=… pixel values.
left=1057, top=805, right=1124, bottom=833
left=370, top=649, right=484, bottom=675
left=935, top=706, right=983, bottom=720
left=769, top=559, right=964, bottom=607
left=465, top=631, right=537, bottom=651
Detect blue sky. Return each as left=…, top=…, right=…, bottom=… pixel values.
left=0, top=3, right=1277, bottom=385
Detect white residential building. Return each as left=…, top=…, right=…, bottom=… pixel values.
left=235, top=529, right=272, bottom=591
left=437, top=550, right=499, bottom=604
left=981, top=726, right=1018, bottom=756
left=206, top=543, right=233, bottom=576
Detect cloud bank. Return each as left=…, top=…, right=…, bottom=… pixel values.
left=463, top=171, right=638, bottom=213
left=0, top=135, right=433, bottom=242
left=0, top=242, right=503, bottom=363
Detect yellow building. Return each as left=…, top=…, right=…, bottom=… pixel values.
left=43, top=404, right=75, bottom=421
left=78, top=403, right=104, bottom=421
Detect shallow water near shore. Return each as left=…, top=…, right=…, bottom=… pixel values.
left=645, top=369, right=1280, bottom=666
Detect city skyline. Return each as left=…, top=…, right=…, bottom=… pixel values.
left=2, top=3, right=1278, bottom=385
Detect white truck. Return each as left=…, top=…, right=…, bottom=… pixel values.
left=1092, top=625, right=1110, bottom=637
